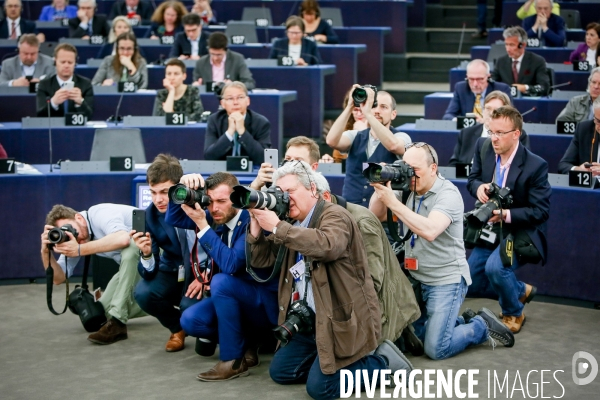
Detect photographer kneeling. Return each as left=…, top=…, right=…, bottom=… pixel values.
left=247, top=161, right=412, bottom=400
left=466, top=106, right=551, bottom=334
left=368, top=143, right=515, bottom=360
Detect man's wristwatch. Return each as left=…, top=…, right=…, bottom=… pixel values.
left=139, top=250, right=152, bottom=260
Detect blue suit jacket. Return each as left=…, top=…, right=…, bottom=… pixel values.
left=467, top=138, right=551, bottom=264
left=523, top=13, right=566, bottom=48
left=443, top=80, right=512, bottom=120
left=0, top=18, right=37, bottom=39
left=138, top=203, right=187, bottom=280
left=269, top=37, right=322, bottom=65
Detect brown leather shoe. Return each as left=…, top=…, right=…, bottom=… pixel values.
left=244, top=347, right=260, bottom=369
left=88, top=318, right=127, bottom=345
left=502, top=313, right=526, bottom=334
left=165, top=330, right=185, bottom=352
left=196, top=359, right=249, bottom=382
left=519, top=284, right=537, bottom=304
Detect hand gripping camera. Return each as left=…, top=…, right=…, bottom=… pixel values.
left=362, top=160, right=416, bottom=191
left=168, top=183, right=211, bottom=208
left=464, top=183, right=513, bottom=248
left=352, top=84, right=378, bottom=107
left=47, top=224, right=79, bottom=245
left=229, top=185, right=290, bottom=219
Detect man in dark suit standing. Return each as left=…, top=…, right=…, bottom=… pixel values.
left=492, top=26, right=549, bottom=97
left=108, top=0, right=153, bottom=26
left=558, top=98, right=600, bottom=175
left=522, top=0, right=565, bottom=48
left=68, top=0, right=110, bottom=39
left=131, top=154, right=200, bottom=352
left=204, top=81, right=271, bottom=165
left=192, top=32, right=256, bottom=91
left=450, top=91, right=530, bottom=165
left=467, top=106, right=551, bottom=334
left=36, top=43, right=94, bottom=119
left=0, top=0, right=43, bottom=41
left=169, top=13, right=208, bottom=60
left=443, top=59, right=512, bottom=120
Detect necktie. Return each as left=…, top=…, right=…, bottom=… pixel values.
left=9, top=21, right=16, bottom=39
left=473, top=94, right=482, bottom=117
left=220, top=225, right=230, bottom=246
left=62, top=82, right=70, bottom=113
left=512, top=60, right=519, bottom=84
left=232, top=133, right=240, bottom=157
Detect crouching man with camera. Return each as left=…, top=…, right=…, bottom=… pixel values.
left=466, top=106, right=551, bottom=334
left=248, top=161, right=412, bottom=400
left=369, top=143, right=516, bottom=360
left=40, top=203, right=144, bottom=344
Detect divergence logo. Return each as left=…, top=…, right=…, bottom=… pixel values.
left=572, top=351, right=598, bottom=386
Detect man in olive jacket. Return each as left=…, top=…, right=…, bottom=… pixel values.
left=248, top=161, right=412, bottom=399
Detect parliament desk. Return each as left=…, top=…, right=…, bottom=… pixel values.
left=33, top=26, right=150, bottom=43
left=0, top=91, right=296, bottom=150
left=397, top=122, right=572, bottom=173
left=2, top=168, right=599, bottom=304
left=487, top=28, right=585, bottom=46
left=471, top=46, right=573, bottom=64
left=449, top=67, right=590, bottom=93
left=501, top=1, right=600, bottom=29
left=424, top=92, right=568, bottom=124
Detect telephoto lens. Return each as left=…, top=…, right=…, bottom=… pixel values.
left=362, top=161, right=415, bottom=191
left=230, top=185, right=290, bottom=219
left=168, top=183, right=211, bottom=208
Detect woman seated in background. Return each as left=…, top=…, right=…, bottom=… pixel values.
left=190, top=0, right=216, bottom=26
left=96, top=16, right=132, bottom=58
left=299, top=0, right=338, bottom=44
left=92, top=32, right=148, bottom=89
left=570, top=23, right=600, bottom=68
left=516, top=0, right=560, bottom=19
left=269, top=16, right=322, bottom=66
left=146, top=1, right=187, bottom=40
left=38, top=0, right=78, bottom=22
left=153, top=58, right=204, bottom=121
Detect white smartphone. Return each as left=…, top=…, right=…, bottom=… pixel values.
left=64, top=82, right=74, bottom=90
left=264, top=148, right=278, bottom=167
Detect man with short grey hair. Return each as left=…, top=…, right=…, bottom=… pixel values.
left=0, top=0, right=42, bottom=40
left=556, top=67, right=600, bottom=123
left=0, top=34, right=54, bottom=86
left=68, top=0, right=110, bottom=39
left=522, top=0, right=565, bottom=47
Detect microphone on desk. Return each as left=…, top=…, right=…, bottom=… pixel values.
left=107, top=90, right=125, bottom=124
left=270, top=44, right=320, bottom=66
left=456, top=22, right=466, bottom=67
left=261, top=4, right=270, bottom=45
left=47, top=98, right=53, bottom=173
left=521, top=106, right=537, bottom=117
left=550, top=81, right=572, bottom=90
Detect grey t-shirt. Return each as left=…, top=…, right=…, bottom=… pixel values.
left=342, top=129, right=412, bottom=158
left=398, top=176, right=471, bottom=286
left=58, top=203, right=135, bottom=277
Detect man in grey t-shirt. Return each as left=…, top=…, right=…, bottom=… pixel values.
left=40, top=203, right=145, bottom=345
left=369, top=143, right=515, bottom=360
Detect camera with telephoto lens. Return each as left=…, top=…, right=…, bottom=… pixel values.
left=362, top=160, right=415, bottom=191
left=352, top=84, right=378, bottom=107
left=47, top=224, right=79, bottom=245
left=272, top=300, right=315, bottom=346
left=466, top=183, right=513, bottom=227
left=168, top=183, right=211, bottom=208
left=230, top=185, right=290, bottom=219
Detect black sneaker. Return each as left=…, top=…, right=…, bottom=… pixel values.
left=477, top=307, right=515, bottom=348
left=400, top=325, right=424, bottom=357
left=462, top=308, right=477, bottom=324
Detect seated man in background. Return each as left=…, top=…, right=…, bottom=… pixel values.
left=68, top=0, right=110, bottom=39
left=0, top=0, right=43, bottom=42
left=450, top=91, right=530, bottom=165
left=558, top=97, right=600, bottom=175
left=556, top=67, right=600, bottom=123
left=169, top=13, right=208, bottom=60
left=109, top=0, right=153, bottom=26
left=0, top=34, right=54, bottom=87
left=492, top=26, right=549, bottom=97
left=522, top=0, right=565, bottom=48
left=36, top=43, right=94, bottom=119
left=40, top=203, right=144, bottom=344
left=192, top=32, right=256, bottom=91
left=204, top=81, right=270, bottom=166
left=326, top=84, right=411, bottom=207
left=443, top=59, right=511, bottom=121
left=131, top=154, right=200, bottom=352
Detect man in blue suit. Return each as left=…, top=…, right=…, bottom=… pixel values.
left=131, top=154, right=199, bottom=352
left=466, top=106, right=551, bottom=334
left=522, top=0, right=565, bottom=48
left=166, top=172, right=278, bottom=382
left=443, top=59, right=512, bottom=121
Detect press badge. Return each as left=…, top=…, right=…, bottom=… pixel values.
left=405, top=256, right=418, bottom=270
left=290, top=259, right=305, bottom=281
left=178, top=265, right=185, bottom=282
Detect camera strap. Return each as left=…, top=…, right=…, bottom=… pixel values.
left=45, top=250, right=71, bottom=315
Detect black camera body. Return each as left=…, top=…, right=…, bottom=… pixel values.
left=466, top=183, right=513, bottom=227
left=230, top=185, right=290, bottom=219
left=362, top=160, right=415, bottom=191
left=272, top=300, right=315, bottom=346
left=48, top=224, right=79, bottom=245
left=352, top=84, right=378, bottom=107
left=168, top=183, right=211, bottom=208
left=213, top=81, right=226, bottom=97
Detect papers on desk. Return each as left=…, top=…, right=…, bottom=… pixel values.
left=16, top=162, right=42, bottom=175
left=87, top=121, right=108, bottom=128
left=252, top=89, right=280, bottom=93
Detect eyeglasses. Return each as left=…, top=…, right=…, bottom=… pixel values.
left=594, top=117, right=600, bottom=125
left=466, top=77, right=486, bottom=83
left=222, top=95, right=247, bottom=103
left=118, top=47, right=134, bottom=52
left=209, top=52, right=225, bottom=58
left=287, top=30, right=303, bottom=36
left=405, top=142, right=437, bottom=165
left=487, top=129, right=516, bottom=138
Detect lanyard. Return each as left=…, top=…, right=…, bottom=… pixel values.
left=409, top=195, right=425, bottom=249
left=495, top=157, right=508, bottom=187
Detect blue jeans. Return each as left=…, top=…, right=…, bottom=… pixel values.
left=413, top=278, right=488, bottom=360
left=468, top=245, right=526, bottom=317
left=269, top=333, right=386, bottom=400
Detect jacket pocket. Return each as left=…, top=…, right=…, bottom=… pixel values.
left=330, top=304, right=367, bottom=359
